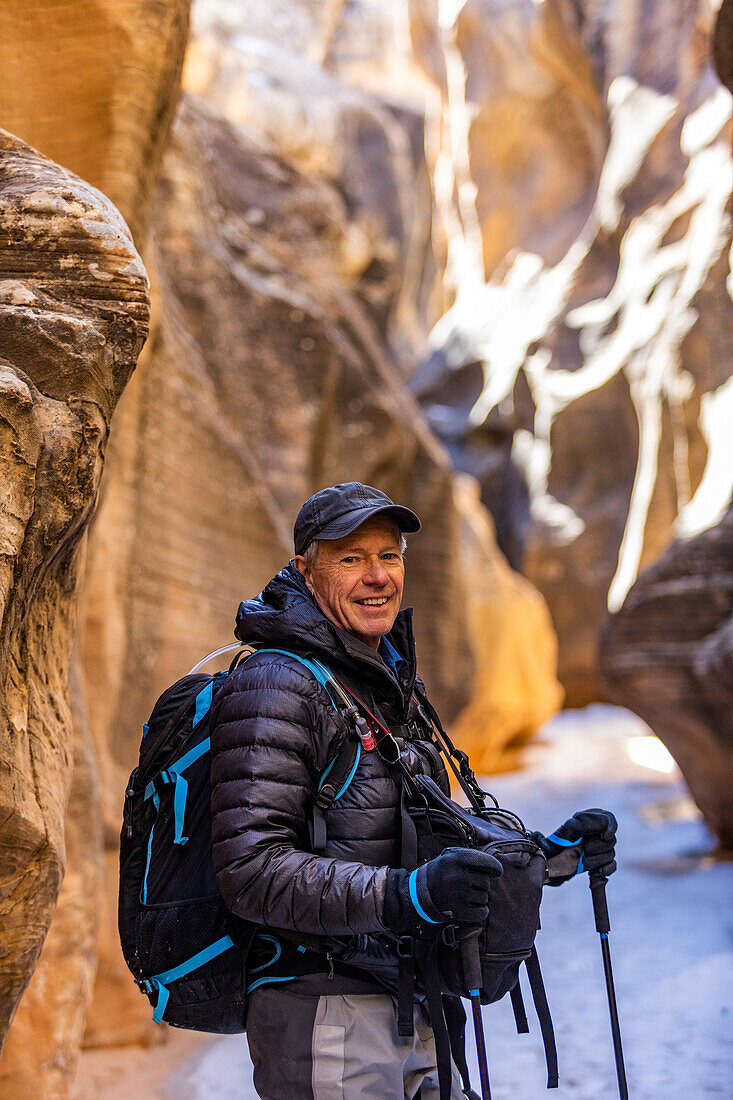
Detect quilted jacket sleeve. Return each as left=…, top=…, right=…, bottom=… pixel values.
left=210, top=654, right=389, bottom=936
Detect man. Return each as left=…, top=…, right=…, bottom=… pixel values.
left=210, top=482, right=617, bottom=1099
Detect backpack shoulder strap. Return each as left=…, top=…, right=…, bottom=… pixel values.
left=242, top=647, right=360, bottom=854
left=244, top=647, right=349, bottom=710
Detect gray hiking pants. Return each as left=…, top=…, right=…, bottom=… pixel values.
left=246, top=988, right=465, bottom=1099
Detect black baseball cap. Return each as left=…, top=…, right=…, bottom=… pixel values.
left=294, top=482, right=421, bottom=556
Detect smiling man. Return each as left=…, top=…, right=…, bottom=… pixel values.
left=295, top=515, right=406, bottom=649
left=209, top=483, right=617, bottom=1099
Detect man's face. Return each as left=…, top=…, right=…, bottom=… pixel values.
left=294, top=516, right=405, bottom=650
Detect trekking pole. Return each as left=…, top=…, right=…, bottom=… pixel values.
left=589, top=872, right=629, bottom=1100
left=459, top=926, right=491, bottom=1100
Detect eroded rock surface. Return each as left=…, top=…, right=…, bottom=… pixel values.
left=0, top=130, right=149, bottom=1072
left=0, top=0, right=191, bottom=242
left=410, top=0, right=733, bottom=704
left=184, top=14, right=439, bottom=368
left=600, top=506, right=733, bottom=848
left=0, top=2, right=190, bottom=1076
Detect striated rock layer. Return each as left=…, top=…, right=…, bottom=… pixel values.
left=0, top=0, right=191, bottom=243
left=600, top=506, right=733, bottom=848
left=410, top=0, right=733, bottom=704
left=0, top=129, right=149, bottom=1079
left=598, top=0, right=733, bottom=850
left=184, top=12, right=440, bottom=370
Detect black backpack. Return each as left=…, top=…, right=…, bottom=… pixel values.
left=119, top=646, right=556, bottom=1097
left=118, top=646, right=349, bottom=1031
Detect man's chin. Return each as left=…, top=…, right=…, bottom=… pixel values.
left=357, top=616, right=397, bottom=642
left=348, top=607, right=398, bottom=644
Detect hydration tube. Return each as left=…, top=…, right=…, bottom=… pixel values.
left=187, top=642, right=244, bottom=675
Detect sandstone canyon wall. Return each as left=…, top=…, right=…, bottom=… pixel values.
left=0, top=1, right=189, bottom=1092
left=600, top=504, right=733, bottom=849
left=0, top=132, right=150, bottom=1089
left=76, top=0, right=560, bottom=1050
left=598, top=0, right=733, bottom=851
left=410, top=0, right=733, bottom=706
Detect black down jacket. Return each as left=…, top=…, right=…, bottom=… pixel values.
left=210, top=562, right=450, bottom=995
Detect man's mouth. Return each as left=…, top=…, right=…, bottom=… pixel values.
left=354, top=596, right=391, bottom=607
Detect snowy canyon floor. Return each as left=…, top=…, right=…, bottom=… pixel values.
left=74, top=706, right=733, bottom=1099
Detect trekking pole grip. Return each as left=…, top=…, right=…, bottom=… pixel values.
left=459, top=925, right=483, bottom=994
left=589, top=872, right=610, bottom=934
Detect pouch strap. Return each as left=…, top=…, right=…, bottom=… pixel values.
left=412, top=688, right=494, bottom=812
left=420, top=939, right=458, bottom=1100
left=141, top=934, right=236, bottom=1025
left=399, top=773, right=419, bottom=871
left=525, top=946, right=559, bottom=1088
left=510, top=979, right=530, bottom=1034
left=397, top=936, right=415, bottom=1037
left=444, top=995, right=480, bottom=1099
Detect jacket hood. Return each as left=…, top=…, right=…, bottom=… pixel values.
left=234, top=562, right=417, bottom=706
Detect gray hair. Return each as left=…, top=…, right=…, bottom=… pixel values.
left=301, top=533, right=407, bottom=565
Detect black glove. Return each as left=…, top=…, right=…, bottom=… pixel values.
left=383, top=847, right=503, bottom=933
left=532, top=808, right=617, bottom=886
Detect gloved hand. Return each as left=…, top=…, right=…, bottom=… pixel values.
left=382, top=847, right=503, bottom=933
left=532, top=808, right=617, bottom=886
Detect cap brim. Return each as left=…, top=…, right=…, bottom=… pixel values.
left=317, top=503, right=421, bottom=542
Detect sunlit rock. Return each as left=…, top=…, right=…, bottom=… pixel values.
left=450, top=476, right=563, bottom=774
left=411, top=0, right=733, bottom=704
left=183, top=12, right=439, bottom=367
left=0, top=0, right=190, bottom=244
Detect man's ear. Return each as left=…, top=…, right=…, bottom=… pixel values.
left=293, top=555, right=307, bottom=577
left=293, top=555, right=315, bottom=595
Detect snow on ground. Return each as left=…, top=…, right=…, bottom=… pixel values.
left=163, top=706, right=732, bottom=1099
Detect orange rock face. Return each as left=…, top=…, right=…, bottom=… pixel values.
left=0, top=0, right=191, bottom=241
left=449, top=477, right=563, bottom=774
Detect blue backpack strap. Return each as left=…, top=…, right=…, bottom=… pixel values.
left=142, top=935, right=236, bottom=1024
left=244, top=648, right=344, bottom=709
left=143, top=735, right=212, bottom=846
left=242, top=648, right=363, bottom=853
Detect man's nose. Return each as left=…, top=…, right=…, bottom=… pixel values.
left=363, top=557, right=389, bottom=585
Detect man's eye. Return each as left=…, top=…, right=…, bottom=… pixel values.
left=382, top=553, right=400, bottom=560
left=341, top=556, right=358, bottom=564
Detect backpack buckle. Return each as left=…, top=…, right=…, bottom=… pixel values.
left=397, top=935, right=414, bottom=960
left=315, top=785, right=336, bottom=811
left=442, top=924, right=458, bottom=949
left=151, top=770, right=174, bottom=796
